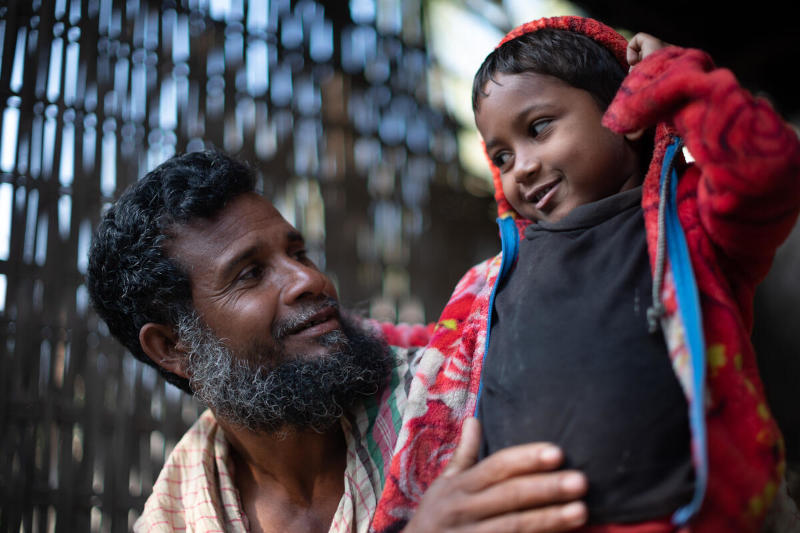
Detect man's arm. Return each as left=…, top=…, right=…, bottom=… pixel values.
left=399, top=418, right=588, bottom=533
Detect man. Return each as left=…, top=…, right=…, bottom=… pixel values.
left=87, top=150, right=588, bottom=532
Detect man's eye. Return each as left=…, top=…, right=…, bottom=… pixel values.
left=293, top=249, right=311, bottom=263
left=530, top=119, right=552, bottom=136
left=492, top=152, right=512, bottom=168
left=238, top=265, right=263, bottom=282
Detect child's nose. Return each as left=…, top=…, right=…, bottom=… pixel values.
left=514, top=152, right=541, bottom=184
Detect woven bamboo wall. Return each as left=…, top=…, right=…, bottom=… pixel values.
left=0, top=1, right=495, bottom=531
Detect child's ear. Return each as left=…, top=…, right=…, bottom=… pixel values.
left=139, top=322, right=190, bottom=379
left=624, top=129, right=646, bottom=142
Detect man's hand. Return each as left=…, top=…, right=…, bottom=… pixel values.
left=627, top=32, right=671, bottom=68
left=402, top=418, right=588, bottom=533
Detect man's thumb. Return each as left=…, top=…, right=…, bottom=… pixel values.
left=442, top=417, right=481, bottom=477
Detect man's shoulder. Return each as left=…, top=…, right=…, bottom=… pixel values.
left=134, top=410, right=238, bottom=531
left=388, top=345, right=422, bottom=378
left=353, top=346, right=415, bottom=438
left=169, top=409, right=220, bottom=460
left=147, top=407, right=222, bottom=491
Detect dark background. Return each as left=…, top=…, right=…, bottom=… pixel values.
left=572, top=0, right=800, bottom=118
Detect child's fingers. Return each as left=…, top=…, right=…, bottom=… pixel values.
left=628, top=32, right=670, bottom=68
left=627, top=34, right=645, bottom=67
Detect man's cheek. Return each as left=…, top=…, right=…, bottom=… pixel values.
left=325, top=282, right=339, bottom=301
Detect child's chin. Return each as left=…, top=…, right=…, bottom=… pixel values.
left=515, top=205, right=545, bottom=222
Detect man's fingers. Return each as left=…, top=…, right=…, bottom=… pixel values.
left=458, top=441, right=564, bottom=492
left=452, top=470, right=587, bottom=522
left=405, top=438, right=585, bottom=533
left=442, top=417, right=482, bottom=477
left=457, top=501, right=588, bottom=533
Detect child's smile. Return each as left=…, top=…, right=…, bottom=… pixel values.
left=526, top=176, right=562, bottom=211
left=475, top=71, right=641, bottom=223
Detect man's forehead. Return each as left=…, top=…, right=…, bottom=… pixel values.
left=166, top=193, right=303, bottom=264
left=180, top=192, right=288, bottom=231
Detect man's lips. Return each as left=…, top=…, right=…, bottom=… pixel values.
left=282, top=305, right=341, bottom=338
left=524, top=177, right=562, bottom=211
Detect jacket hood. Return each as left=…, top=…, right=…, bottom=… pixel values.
left=483, top=16, right=630, bottom=220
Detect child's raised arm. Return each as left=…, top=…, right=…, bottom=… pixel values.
left=603, top=44, right=800, bottom=288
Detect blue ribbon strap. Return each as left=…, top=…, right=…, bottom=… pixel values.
left=475, top=216, right=519, bottom=413
left=662, top=139, right=709, bottom=526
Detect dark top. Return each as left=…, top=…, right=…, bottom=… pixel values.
left=478, top=188, right=694, bottom=523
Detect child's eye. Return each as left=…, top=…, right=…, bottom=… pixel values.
left=492, top=151, right=512, bottom=168
left=530, top=119, right=552, bottom=137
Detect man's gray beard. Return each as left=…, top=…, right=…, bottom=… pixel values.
left=176, top=310, right=393, bottom=433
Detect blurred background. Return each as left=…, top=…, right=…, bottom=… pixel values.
left=0, top=0, right=797, bottom=531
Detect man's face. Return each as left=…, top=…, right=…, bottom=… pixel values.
left=167, top=192, right=392, bottom=432
left=168, top=193, right=342, bottom=363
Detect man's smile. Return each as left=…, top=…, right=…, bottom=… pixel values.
left=276, top=299, right=343, bottom=341
left=290, top=308, right=341, bottom=338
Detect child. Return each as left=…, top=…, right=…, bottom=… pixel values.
left=372, top=16, right=800, bottom=533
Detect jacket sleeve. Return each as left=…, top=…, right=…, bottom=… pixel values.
left=603, top=46, right=800, bottom=284
left=371, top=254, right=499, bottom=533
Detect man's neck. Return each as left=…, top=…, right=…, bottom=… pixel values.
left=219, top=418, right=348, bottom=533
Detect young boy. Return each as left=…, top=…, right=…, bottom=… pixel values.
left=373, top=16, right=800, bottom=533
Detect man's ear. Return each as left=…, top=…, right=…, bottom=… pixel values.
left=139, top=323, right=189, bottom=379
left=625, top=128, right=645, bottom=142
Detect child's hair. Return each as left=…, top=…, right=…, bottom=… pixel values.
left=472, top=28, right=627, bottom=112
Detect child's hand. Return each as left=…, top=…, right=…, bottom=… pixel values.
left=627, top=33, right=671, bottom=68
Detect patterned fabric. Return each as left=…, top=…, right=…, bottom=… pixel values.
left=375, top=322, right=435, bottom=353
left=134, top=346, right=416, bottom=533
left=372, top=16, right=800, bottom=533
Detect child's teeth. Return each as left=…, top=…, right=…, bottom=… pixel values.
left=534, top=184, right=551, bottom=203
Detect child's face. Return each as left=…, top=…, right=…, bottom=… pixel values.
left=475, top=71, right=641, bottom=223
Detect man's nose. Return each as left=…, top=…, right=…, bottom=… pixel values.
left=280, top=258, right=330, bottom=304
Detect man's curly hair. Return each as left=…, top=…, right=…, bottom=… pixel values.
left=86, top=150, right=256, bottom=394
